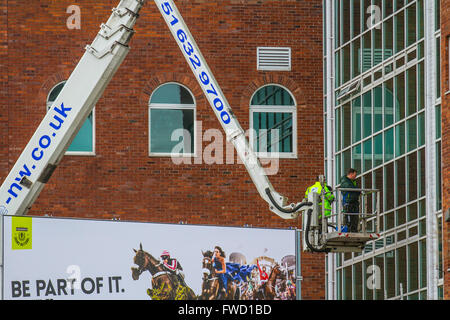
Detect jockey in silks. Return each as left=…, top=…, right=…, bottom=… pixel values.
left=256, top=259, right=269, bottom=298
left=160, top=250, right=187, bottom=287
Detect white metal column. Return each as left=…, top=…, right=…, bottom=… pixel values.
left=424, top=0, right=439, bottom=301
left=325, top=0, right=336, bottom=300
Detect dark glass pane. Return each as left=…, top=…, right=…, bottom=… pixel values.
left=344, top=266, right=353, bottom=300
left=395, top=122, right=405, bottom=157
left=406, top=3, right=416, bottom=46
left=406, top=65, right=417, bottom=116
left=384, top=0, right=394, bottom=17
left=397, top=207, right=406, bottom=227
left=384, top=79, right=394, bottom=127
left=374, top=168, right=384, bottom=212
left=362, top=32, right=372, bottom=71
left=385, top=250, right=395, bottom=298
left=384, top=128, right=394, bottom=162
left=343, top=148, right=352, bottom=176
left=343, top=103, right=352, bottom=148
left=343, top=45, right=351, bottom=83
left=408, top=242, right=419, bottom=292
left=419, top=239, right=427, bottom=289
left=435, top=0, right=440, bottom=31
left=336, top=0, right=341, bottom=47
left=418, top=148, right=425, bottom=197
left=395, top=0, right=405, bottom=11
left=408, top=202, right=417, bottom=222
left=418, top=112, right=425, bottom=147
left=253, top=112, right=293, bottom=153
left=363, top=91, right=372, bottom=138
left=48, top=82, right=65, bottom=102
left=353, top=144, right=362, bottom=174
left=436, top=37, right=441, bottom=99
left=385, top=162, right=395, bottom=211
left=151, top=83, right=194, bottom=104
left=395, top=72, right=405, bottom=122
left=417, top=61, right=425, bottom=110
left=352, top=0, right=361, bottom=37
left=408, top=152, right=417, bottom=202
left=436, top=105, right=441, bottom=139
left=352, top=38, right=361, bottom=77
left=251, top=85, right=294, bottom=106
left=397, top=246, right=407, bottom=297
left=336, top=108, right=342, bottom=151
left=343, top=0, right=351, bottom=44
left=417, top=0, right=424, bottom=40
left=394, top=10, right=405, bottom=53
left=373, top=27, right=383, bottom=67
left=352, top=97, right=362, bottom=143
left=150, top=109, right=194, bottom=153
left=67, top=113, right=93, bottom=153
left=354, top=262, right=363, bottom=300
left=406, top=117, right=417, bottom=152
left=396, top=156, right=406, bottom=207
left=374, top=85, right=383, bottom=133
left=363, top=138, right=372, bottom=172
left=383, top=18, right=394, bottom=59
left=374, top=133, right=383, bottom=167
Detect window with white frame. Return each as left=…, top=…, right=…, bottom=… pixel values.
left=250, top=84, right=297, bottom=158
left=47, top=81, right=95, bottom=155
left=149, top=83, right=196, bottom=156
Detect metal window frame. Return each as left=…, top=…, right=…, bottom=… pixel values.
left=148, top=82, right=197, bottom=157
left=325, top=0, right=441, bottom=300
left=249, top=84, right=298, bottom=159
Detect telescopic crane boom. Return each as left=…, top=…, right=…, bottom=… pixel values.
left=0, top=0, right=311, bottom=219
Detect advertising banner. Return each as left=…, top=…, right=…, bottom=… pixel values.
left=2, top=216, right=298, bottom=300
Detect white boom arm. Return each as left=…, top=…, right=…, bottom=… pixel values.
left=153, top=0, right=311, bottom=219
left=0, top=0, right=311, bottom=219
left=0, top=0, right=146, bottom=216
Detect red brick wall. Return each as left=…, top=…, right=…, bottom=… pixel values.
left=0, top=0, right=8, bottom=182
left=440, top=0, right=450, bottom=301
left=1, top=0, right=325, bottom=299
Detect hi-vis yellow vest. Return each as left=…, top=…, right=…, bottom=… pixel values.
left=305, top=182, right=334, bottom=217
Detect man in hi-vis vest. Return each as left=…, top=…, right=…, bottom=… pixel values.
left=305, top=176, right=335, bottom=219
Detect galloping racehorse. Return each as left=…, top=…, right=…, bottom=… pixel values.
left=200, top=250, right=239, bottom=300
left=254, top=263, right=285, bottom=300
left=131, top=243, right=196, bottom=300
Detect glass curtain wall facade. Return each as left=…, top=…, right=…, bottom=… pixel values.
left=323, top=0, right=443, bottom=300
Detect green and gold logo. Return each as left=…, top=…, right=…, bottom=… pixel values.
left=12, top=217, right=32, bottom=250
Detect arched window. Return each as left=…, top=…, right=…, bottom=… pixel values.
left=47, top=81, right=95, bottom=154
left=149, top=83, right=196, bottom=156
left=250, top=84, right=297, bottom=158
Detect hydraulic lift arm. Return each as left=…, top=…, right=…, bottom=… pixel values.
left=153, top=0, right=311, bottom=219
left=0, top=0, right=311, bottom=219
left=0, top=0, right=146, bottom=216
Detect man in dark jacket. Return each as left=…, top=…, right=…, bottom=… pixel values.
left=340, top=168, right=361, bottom=232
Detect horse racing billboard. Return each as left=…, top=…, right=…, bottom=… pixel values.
left=1, top=215, right=298, bottom=300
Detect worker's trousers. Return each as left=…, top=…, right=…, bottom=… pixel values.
left=343, top=203, right=359, bottom=232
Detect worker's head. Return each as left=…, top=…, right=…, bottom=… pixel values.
left=347, top=168, right=357, bottom=180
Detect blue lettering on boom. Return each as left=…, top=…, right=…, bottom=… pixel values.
left=4, top=102, right=71, bottom=207
left=161, top=1, right=231, bottom=127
